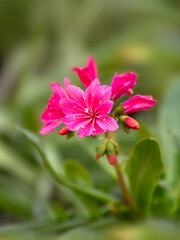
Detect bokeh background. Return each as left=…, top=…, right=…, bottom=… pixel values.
left=0, top=0, right=180, bottom=239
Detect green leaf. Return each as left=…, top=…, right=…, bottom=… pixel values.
left=126, top=138, right=164, bottom=216
left=64, top=160, right=93, bottom=187
left=14, top=125, right=118, bottom=203
left=0, top=175, right=33, bottom=217
left=158, top=81, right=180, bottom=185
left=151, top=182, right=174, bottom=217
left=0, top=141, right=37, bottom=184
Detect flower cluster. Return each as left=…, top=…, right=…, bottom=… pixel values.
left=40, top=57, right=157, bottom=137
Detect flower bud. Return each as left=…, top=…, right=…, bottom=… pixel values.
left=107, top=155, right=116, bottom=165
left=120, top=115, right=139, bottom=130
left=106, top=141, right=116, bottom=165
left=96, top=140, right=107, bottom=159
left=110, top=140, right=120, bottom=155
left=114, top=144, right=120, bottom=155
left=125, top=117, right=139, bottom=129
left=58, top=126, right=70, bottom=135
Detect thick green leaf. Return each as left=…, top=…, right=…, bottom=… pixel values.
left=126, top=138, right=164, bottom=215
left=158, top=81, right=180, bottom=185
left=151, top=182, right=174, bottom=217
left=14, top=126, right=118, bottom=203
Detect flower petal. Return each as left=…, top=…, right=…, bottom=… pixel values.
left=63, top=114, right=91, bottom=131
left=111, top=72, right=137, bottom=101
left=77, top=120, right=94, bottom=137
left=65, top=85, right=86, bottom=106
left=95, top=100, right=114, bottom=115
left=60, top=98, right=85, bottom=114
left=72, top=56, right=98, bottom=88
left=85, top=79, right=101, bottom=109
left=39, top=121, right=63, bottom=134
left=51, top=82, right=67, bottom=98
left=123, top=95, right=157, bottom=114
left=64, top=78, right=71, bottom=88
left=41, top=107, right=64, bottom=122
left=92, top=122, right=106, bottom=135
left=91, top=85, right=112, bottom=109
left=96, top=116, right=119, bottom=131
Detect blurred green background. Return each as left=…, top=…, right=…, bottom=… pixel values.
left=0, top=0, right=180, bottom=239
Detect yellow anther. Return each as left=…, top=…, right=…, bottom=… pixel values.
left=81, top=126, right=85, bottom=128
left=103, top=118, right=106, bottom=121
left=73, top=115, right=76, bottom=120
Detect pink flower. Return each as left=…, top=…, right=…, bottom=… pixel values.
left=123, top=95, right=157, bottom=115
left=39, top=82, right=67, bottom=134
left=111, top=72, right=137, bottom=101
left=60, top=79, right=118, bottom=137
left=72, top=56, right=98, bottom=88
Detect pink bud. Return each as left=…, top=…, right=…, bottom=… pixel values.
left=96, top=154, right=102, bottom=160
left=58, top=126, right=69, bottom=135
left=107, top=155, right=116, bottom=165
left=125, top=117, right=140, bottom=129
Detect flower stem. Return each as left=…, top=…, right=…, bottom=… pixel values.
left=114, top=156, right=136, bottom=213
left=106, top=131, right=136, bottom=214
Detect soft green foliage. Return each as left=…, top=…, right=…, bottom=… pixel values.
left=126, top=138, right=164, bottom=215
left=0, top=0, right=180, bottom=238
left=15, top=126, right=118, bottom=203
left=159, top=81, right=180, bottom=187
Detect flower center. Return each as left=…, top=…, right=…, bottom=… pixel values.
left=85, top=108, right=98, bottom=119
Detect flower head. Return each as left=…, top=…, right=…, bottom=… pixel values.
left=122, top=95, right=157, bottom=115
left=40, top=57, right=157, bottom=138
left=60, top=79, right=118, bottom=137
left=111, top=72, right=137, bottom=101
left=72, top=56, right=97, bottom=88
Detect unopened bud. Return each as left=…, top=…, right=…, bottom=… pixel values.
left=107, top=155, right=116, bottom=165
left=120, top=115, right=139, bottom=130
left=96, top=140, right=107, bottom=160
left=58, top=126, right=69, bottom=135
left=114, top=144, right=120, bottom=155
left=106, top=141, right=116, bottom=165
left=125, top=117, right=139, bottom=129
left=110, top=140, right=120, bottom=155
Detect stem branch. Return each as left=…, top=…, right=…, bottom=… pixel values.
left=114, top=157, right=136, bottom=213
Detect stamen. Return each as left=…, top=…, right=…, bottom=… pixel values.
left=81, top=126, right=85, bottom=128
left=99, top=100, right=102, bottom=104
left=73, top=115, right=76, bottom=120
left=128, top=88, right=134, bottom=96
left=103, top=118, right=106, bottom=121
